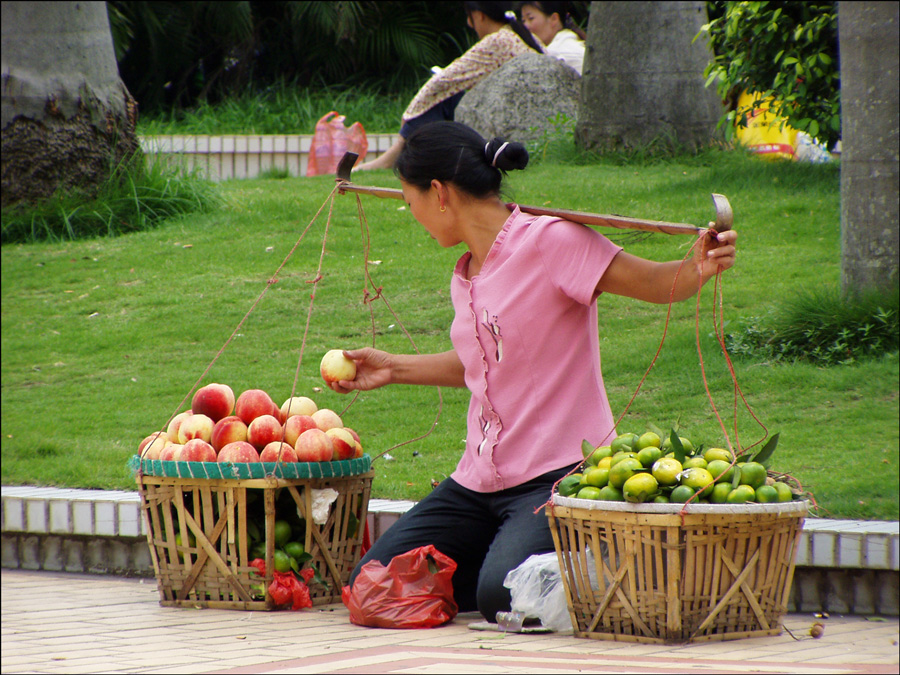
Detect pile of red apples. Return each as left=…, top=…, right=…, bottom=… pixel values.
left=137, top=383, right=362, bottom=464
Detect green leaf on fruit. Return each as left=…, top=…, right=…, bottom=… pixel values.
left=751, top=433, right=779, bottom=468
left=731, top=464, right=742, bottom=489
left=582, top=439, right=595, bottom=458
left=646, top=422, right=666, bottom=440
left=670, top=431, right=686, bottom=465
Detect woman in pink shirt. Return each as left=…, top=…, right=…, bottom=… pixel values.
left=335, top=121, right=738, bottom=624
left=355, top=2, right=543, bottom=172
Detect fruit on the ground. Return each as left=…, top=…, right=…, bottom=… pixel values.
left=210, top=416, right=249, bottom=452
left=325, top=427, right=357, bottom=461
left=651, top=457, right=683, bottom=486
left=583, top=466, right=609, bottom=488
left=235, top=389, right=278, bottom=425
left=680, top=468, right=715, bottom=498
left=279, top=396, right=318, bottom=422
left=260, top=441, right=299, bottom=463
left=637, top=446, right=662, bottom=468
left=217, top=441, right=261, bottom=463
left=181, top=438, right=217, bottom=462
left=190, top=383, right=235, bottom=423
left=703, top=447, right=733, bottom=463
left=608, top=458, right=642, bottom=489
left=284, top=414, right=317, bottom=447
left=738, top=462, right=768, bottom=489
left=558, top=474, right=583, bottom=497
left=726, top=485, right=757, bottom=503
left=294, top=428, right=334, bottom=462
left=623, top=473, right=659, bottom=503
left=177, top=413, right=215, bottom=444
left=320, top=350, right=357, bottom=384
left=166, top=411, right=192, bottom=444
left=773, top=481, right=793, bottom=502
left=312, top=408, right=343, bottom=432
left=247, top=414, right=283, bottom=450
left=636, top=432, right=661, bottom=450
left=576, top=486, right=602, bottom=500
left=755, top=485, right=779, bottom=503
left=706, top=459, right=735, bottom=484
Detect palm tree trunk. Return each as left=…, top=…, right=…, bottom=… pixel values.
left=838, top=1, right=900, bottom=296
left=1, top=1, right=139, bottom=208
left=576, top=1, right=721, bottom=152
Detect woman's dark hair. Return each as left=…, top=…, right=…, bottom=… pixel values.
left=395, top=121, right=529, bottom=199
left=516, top=1, right=587, bottom=40
left=463, top=1, right=544, bottom=53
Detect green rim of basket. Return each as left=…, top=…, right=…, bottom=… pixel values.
left=129, top=454, right=371, bottom=479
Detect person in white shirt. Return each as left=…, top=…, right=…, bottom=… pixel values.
left=518, top=1, right=586, bottom=75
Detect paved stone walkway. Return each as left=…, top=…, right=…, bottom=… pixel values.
left=2, top=570, right=898, bottom=674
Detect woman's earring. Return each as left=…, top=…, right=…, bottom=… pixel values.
left=440, top=205, right=446, bottom=213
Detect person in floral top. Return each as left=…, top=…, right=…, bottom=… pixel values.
left=355, top=2, right=543, bottom=172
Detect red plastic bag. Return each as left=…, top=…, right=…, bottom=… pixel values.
left=250, top=558, right=314, bottom=611
left=341, top=545, right=458, bottom=628
left=306, top=111, right=368, bottom=176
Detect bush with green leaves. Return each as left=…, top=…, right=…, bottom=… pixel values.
left=700, top=1, right=840, bottom=149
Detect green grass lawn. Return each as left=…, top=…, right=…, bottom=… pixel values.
left=2, top=150, right=897, bottom=520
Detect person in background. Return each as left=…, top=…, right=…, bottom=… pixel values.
left=354, top=1, right=543, bottom=172
left=518, top=1, right=586, bottom=75
left=337, top=121, right=738, bottom=624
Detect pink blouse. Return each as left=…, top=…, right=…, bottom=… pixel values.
left=402, top=26, right=538, bottom=123
left=449, top=206, right=623, bottom=493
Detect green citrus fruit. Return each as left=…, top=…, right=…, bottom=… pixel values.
left=636, top=431, right=661, bottom=450
left=669, top=485, right=697, bottom=503
left=284, top=541, right=305, bottom=560
left=755, top=485, right=779, bottom=503
left=610, top=451, right=638, bottom=467
left=651, top=457, right=683, bottom=486
left=587, top=445, right=613, bottom=466
left=609, top=458, right=643, bottom=489
left=273, top=549, right=292, bottom=573
left=610, top=433, right=639, bottom=454
left=637, top=446, right=663, bottom=468
left=652, top=494, right=670, bottom=503
left=726, top=485, right=757, bottom=504
left=576, top=486, right=602, bottom=500
left=706, top=459, right=735, bottom=483
left=773, top=482, right=794, bottom=503
left=596, top=456, right=612, bottom=470
left=558, top=474, right=584, bottom=497
left=738, top=462, right=768, bottom=489
left=703, top=447, right=734, bottom=463
left=583, top=466, right=610, bottom=488
left=680, top=468, right=715, bottom=498
left=710, top=482, right=733, bottom=504
left=623, top=473, right=659, bottom=503
left=683, top=456, right=708, bottom=470
left=274, top=520, right=293, bottom=547
left=597, top=485, right=625, bottom=501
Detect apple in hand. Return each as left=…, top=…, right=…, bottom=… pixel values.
left=320, top=350, right=357, bottom=384
left=294, top=428, right=334, bottom=462
left=210, top=416, right=248, bottom=452
left=260, top=442, right=299, bottom=463
left=217, top=441, right=260, bottom=463
left=181, top=438, right=217, bottom=462
left=191, top=383, right=235, bottom=423
left=279, top=396, right=318, bottom=423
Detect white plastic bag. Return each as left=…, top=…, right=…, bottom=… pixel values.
left=502, top=552, right=572, bottom=633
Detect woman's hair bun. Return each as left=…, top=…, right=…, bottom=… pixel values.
left=485, top=137, right=529, bottom=172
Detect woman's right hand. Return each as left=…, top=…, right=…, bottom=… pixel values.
left=327, top=348, right=393, bottom=394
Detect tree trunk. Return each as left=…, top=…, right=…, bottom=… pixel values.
left=838, top=2, right=900, bottom=296
left=1, top=1, right=139, bottom=209
left=576, top=1, right=722, bottom=152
